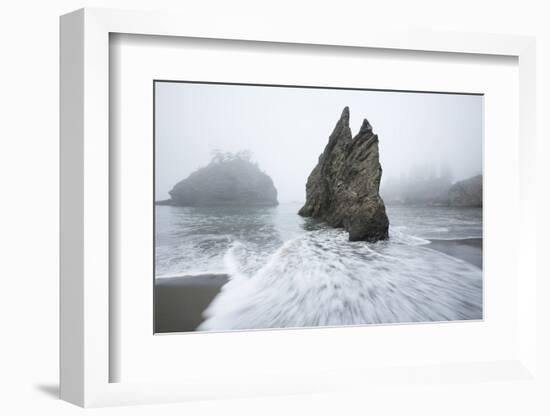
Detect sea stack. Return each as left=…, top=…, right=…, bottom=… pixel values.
left=298, top=107, right=389, bottom=242
left=159, top=152, right=278, bottom=207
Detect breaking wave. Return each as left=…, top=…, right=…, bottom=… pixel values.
left=198, top=227, right=482, bottom=331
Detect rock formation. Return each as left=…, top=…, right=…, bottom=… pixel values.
left=298, top=107, right=389, bottom=242
left=449, top=174, right=482, bottom=207
left=158, top=152, right=278, bottom=207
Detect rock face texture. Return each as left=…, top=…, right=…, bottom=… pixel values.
left=160, top=154, right=278, bottom=207
left=298, top=107, right=389, bottom=242
left=449, top=174, right=482, bottom=207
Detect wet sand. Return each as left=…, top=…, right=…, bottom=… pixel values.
left=155, top=238, right=482, bottom=333
left=427, top=237, right=482, bottom=269
left=155, top=274, right=228, bottom=333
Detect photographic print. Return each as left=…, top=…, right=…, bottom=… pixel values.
left=154, top=81, right=483, bottom=333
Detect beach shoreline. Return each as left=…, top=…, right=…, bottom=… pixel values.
left=155, top=274, right=228, bottom=333
left=426, top=237, right=482, bottom=269
left=155, top=237, right=483, bottom=333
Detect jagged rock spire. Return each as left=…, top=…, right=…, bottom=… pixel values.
left=299, top=107, right=389, bottom=242
left=357, top=118, right=373, bottom=136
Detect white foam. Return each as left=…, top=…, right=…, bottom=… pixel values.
left=199, top=230, right=482, bottom=331
left=388, top=228, right=431, bottom=245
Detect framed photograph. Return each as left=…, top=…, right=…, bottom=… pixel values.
left=60, top=8, right=539, bottom=407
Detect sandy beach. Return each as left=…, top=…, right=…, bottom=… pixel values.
left=427, top=237, right=482, bottom=269
left=155, top=274, right=228, bottom=333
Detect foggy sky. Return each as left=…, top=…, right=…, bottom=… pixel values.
left=155, top=82, right=482, bottom=203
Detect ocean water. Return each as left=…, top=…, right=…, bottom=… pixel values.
left=155, top=202, right=482, bottom=330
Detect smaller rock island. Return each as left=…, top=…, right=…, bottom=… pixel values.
left=157, top=150, right=278, bottom=207
left=299, top=107, right=389, bottom=242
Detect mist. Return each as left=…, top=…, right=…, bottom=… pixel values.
left=155, top=82, right=482, bottom=203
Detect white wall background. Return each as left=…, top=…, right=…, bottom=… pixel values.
left=0, top=1, right=548, bottom=415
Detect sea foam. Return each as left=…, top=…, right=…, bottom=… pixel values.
left=199, top=228, right=482, bottom=331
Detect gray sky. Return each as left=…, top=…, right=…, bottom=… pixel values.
left=155, top=82, right=482, bottom=203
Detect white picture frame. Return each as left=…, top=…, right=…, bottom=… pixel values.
left=60, top=7, right=538, bottom=408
